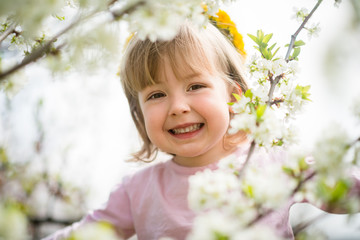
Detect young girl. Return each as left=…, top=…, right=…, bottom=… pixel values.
left=44, top=20, right=295, bottom=240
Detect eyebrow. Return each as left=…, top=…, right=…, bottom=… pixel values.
left=183, top=72, right=202, bottom=81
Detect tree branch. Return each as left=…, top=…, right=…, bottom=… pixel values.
left=267, top=74, right=283, bottom=107
left=239, top=140, right=256, bottom=178
left=291, top=170, right=317, bottom=195
left=292, top=212, right=327, bottom=235
left=29, top=216, right=81, bottom=226
left=0, top=15, right=82, bottom=81
left=0, top=1, right=144, bottom=82
left=0, top=23, right=17, bottom=44
left=285, top=0, right=323, bottom=61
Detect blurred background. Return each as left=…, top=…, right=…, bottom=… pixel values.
left=1, top=0, right=360, bottom=239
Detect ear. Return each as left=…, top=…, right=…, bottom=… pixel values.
left=229, top=82, right=243, bottom=103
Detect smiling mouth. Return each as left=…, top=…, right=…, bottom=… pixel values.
left=169, top=123, right=204, bottom=135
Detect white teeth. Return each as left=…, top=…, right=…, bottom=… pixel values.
left=172, top=124, right=202, bottom=134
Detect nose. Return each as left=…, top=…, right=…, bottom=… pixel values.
left=168, top=95, right=190, bottom=116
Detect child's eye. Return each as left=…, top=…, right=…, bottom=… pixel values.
left=188, top=84, right=205, bottom=91
left=148, top=92, right=166, bottom=100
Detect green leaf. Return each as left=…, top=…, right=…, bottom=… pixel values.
left=244, top=89, right=253, bottom=99
left=330, top=180, right=349, bottom=202
left=298, top=157, right=309, bottom=171
left=272, top=47, right=280, bottom=60
left=257, top=29, right=264, bottom=41
left=282, top=166, right=295, bottom=177
left=263, top=33, right=273, bottom=44
left=242, top=184, right=254, bottom=198
left=294, top=40, right=306, bottom=47
left=55, top=15, right=65, bottom=21
left=292, top=47, right=301, bottom=60
left=295, top=85, right=311, bottom=101
left=268, top=43, right=277, bottom=51
left=247, top=33, right=259, bottom=44
left=232, top=93, right=241, bottom=101
left=256, top=104, right=267, bottom=120
left=285, top=40, right=306, bottom=48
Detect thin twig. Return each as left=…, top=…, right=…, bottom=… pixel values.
left=291, top=170, right=317, bottom=195
left=247, top=209, right=273, bottom=227
left=0, top=1, right=144, bottom=82
left=349, top=136, right=360, bottom=148
left=239, top=140, right=256, bottom=178
left=285, top=0, right=323, bottom=61
left=267, top=74, right=283, bottom=107
left=29, top=216, right=81, bottom=226
left=0, top=15, right=82, bottom=81
left=292, top=212, right=327, bottom=235
left=110, top=0, right=145, bottom=19
left=0, top=22, right=17, bottom=44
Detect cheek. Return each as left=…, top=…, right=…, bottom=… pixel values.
left=142, top=107, right=165, bottom=138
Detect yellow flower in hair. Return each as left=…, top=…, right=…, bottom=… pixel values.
left=208, top=9, right=246, bottom=58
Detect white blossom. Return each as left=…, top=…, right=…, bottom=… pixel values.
left=307, top=23, right=321, bottom=39
left=287, top=60, right=300, bottom=76
left=188, top=169, right=242, bottom=212
left=218, top=153, right=246, bottom=173
left=0, top=204, right=28, bottom=240
left=313, top=123, right=351, bottom=178
left=271, top=58, right=288, bottom=76
left=252, top=109, right=284, bottom=147
left=229, top=112, right=256, bottom=135
left=186, top=210, right=241, bottom=240
left=70, top=222, right=120, bottom=240
left=352, top=97, right=360, bottom=121
left=126, top=0, right=213, bottom=41
left=242, top=160, right=296, bottom=209
left=230, top=95, right=251, bottom=114
left=233, top=225, right=283, bottom=240
left=292, top=7, right=309, bottom=23
left=252, top=85, right=269, bottom=104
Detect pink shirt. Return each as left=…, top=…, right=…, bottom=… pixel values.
left=44, top=146, right=294, bottom=240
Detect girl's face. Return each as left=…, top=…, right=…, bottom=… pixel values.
left=138, top=59, right=234, bottom=167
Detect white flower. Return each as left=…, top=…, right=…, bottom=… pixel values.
left=242, top=161, right=296, bottom=209
left=257, top=58, right=272, bottom=75
left=352, top=97, right=360, bottom=121
left=292, top=7, right=309, bottom=23
left=282, top=83, right=308, bottom=116
left=252, top=85, right=269, bottom=104
left=313, top=123, right=351, bottom=178
left=307, top=23, right=321, bottom=39
left=218, top=153, right=246, bottom=173
left=231, top=95, right=251, bottom=114
left=186, top=210, right=241, bottom=240
left=70, top=222, right=120, bottom=240
left=0, top=70, right=28, bottom=98
left=126, top=0, right=211, bottom=42
left=271, top=58, right=287, bottom=76
left=280, top=124, right=299, bottom=146
left=188, top=169, right=241, bottom=212
left=287, top=60, right=300, bottom=76
left=0, top=204, right=28, bottom=240
left=252, top=109, right=284, bottom=147
left=229, top=112, right=256, bottom=135
left=233, top=225, right=283, bottom=240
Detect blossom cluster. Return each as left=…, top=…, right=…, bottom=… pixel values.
left=187, top=149, right=295, bottom=239
left=292, top=7, right=321, bottom=39
left=125, top=0, right=232, bottom=41
left=229, top=54, right=308, bottom=147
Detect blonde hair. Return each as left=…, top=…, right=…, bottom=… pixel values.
left=120, top=21, right=248, bottom=162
